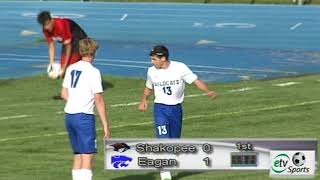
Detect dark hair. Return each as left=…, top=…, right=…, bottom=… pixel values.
left=149, top=45, right=169, bottom=59
left=37, top=11, right=52, bottom=26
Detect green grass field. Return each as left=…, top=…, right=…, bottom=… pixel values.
left=0, top=74, right=319, bottom=179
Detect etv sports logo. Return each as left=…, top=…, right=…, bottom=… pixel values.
left=271, top=152, right=310, bottom=175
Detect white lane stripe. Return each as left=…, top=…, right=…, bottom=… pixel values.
left=120, top=13, right=128, bottom=21
left=193, top=70, right=268, bottom=77
left=95, top=62, right=148, bottom=69
left=2, top=99, right=320, bottom=142
left=0, top=115, right=31, bottom=121
left=0, top=53, right=298, bottom=75
left=188, top=64, right=297, bottom=75
left=0, top=53, right=48, bottom=58
left=290, top=23, right=302, bottom=30
left=0, top=57, right=265, bottom=76
left=0, top=58, right=45, bottom=62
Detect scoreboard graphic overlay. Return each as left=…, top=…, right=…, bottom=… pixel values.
left=105, top=139, right=317, bottom=178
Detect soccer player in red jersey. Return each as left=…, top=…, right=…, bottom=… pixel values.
left=37, top=11, right=87, bottom=76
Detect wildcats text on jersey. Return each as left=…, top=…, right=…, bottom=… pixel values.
left=153, top=80, right=182, bottom=87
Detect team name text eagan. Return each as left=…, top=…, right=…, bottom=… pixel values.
left=138, top=157, right=178, bottom=168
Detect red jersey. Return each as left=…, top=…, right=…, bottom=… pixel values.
left=42, top=18, right=87, bottom=66
left=43, top=18, right=73, bottom=44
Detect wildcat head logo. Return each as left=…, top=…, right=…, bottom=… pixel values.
left=111, top=155, right=133, bottom=169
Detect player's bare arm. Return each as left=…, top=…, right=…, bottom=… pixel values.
left=48, top=41, right=56, bottom=65
left=61, top=40, right=72, bottom=74
left=139, top=87, right=153, bottom=112
left=60, top=87, right=68, bottom=101
left=94, top=93, right=111, bottom=138
left=193, top=79, right=218, bottom=99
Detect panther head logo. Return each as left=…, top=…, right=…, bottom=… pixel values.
left=110, top=143, right=131, bottom=153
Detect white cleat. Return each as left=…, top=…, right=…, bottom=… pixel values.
left=160, top=171, right=172, bottom=180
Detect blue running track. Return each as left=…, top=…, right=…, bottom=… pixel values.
left=0, top=1, right=320, bottom=82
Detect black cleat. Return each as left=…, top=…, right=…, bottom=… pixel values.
left=52, top=95, right=63, bottom=100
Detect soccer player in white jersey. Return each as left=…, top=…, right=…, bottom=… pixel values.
left=139, top=45, right=217, bottom=180
left=61, top=38, right=111, bottom=180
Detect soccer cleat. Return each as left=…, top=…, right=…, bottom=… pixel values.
left=52, top=95, right=63, bottom=100
left=160, top=171, right=172, bottom=180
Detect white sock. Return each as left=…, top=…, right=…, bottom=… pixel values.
left=81, top=169, right=93, bottom=180
left=72, top=169, right=82, bottom=180
left=160, top=171, right=172, bottom=180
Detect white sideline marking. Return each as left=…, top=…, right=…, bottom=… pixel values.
left=273, top=82, right=300, bottom=87
left=109, top=93, right=207, bottom=108
left=228, top=87, right=254, bottom=93
left=0, top=53, right=298, bottom=75
left=185, top=100, right=320, bottom=119
left=239, top=75, right=251, bottom=80
left=2, top=100, right=320, bottom=142
left=0, top=115, right=31, bottom=121
left=111, top=102, right=140, bottom=108
left=54, top=93, right=207, bottom=112
left=120, top=13, right=128, bottom=21
left=290, top=23, right=302, bottom=30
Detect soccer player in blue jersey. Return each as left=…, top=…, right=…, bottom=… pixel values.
left=138, top=45, right=217, bottom=180
left=61, top=38, right=111, bottom=180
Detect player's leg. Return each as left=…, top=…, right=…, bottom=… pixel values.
left=168, top=104, right=183, bottom=138
left=160, top=104, right=183, bottom=180
left=60, top=42, right=82, bottom=68
left=65, top=114, right=82, bottom=180
left=154, top=103, right=171, bottom=138
left=60, top=26, right=86, bottom=68
left=154, top=104, right=172, bottom=180
left=72, top=155, right=82, bottom=180
left=77, top=113, right=97, bottom=180
left=80, top=154, right=94, bottom=180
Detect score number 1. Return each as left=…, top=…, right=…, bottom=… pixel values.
left=203, top=157, right=211, bottom=167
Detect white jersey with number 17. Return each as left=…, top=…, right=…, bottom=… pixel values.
left=146, top=61, right=198, bottom=105
left=63, top=61, right=103, bottom=114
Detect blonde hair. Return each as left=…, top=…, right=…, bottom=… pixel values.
left=79, top=38, right=99, bottom=57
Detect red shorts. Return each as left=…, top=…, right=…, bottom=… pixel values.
left=61, top=53, right=82, bottom=67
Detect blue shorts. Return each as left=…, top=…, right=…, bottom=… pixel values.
left=154, top=103, right=183, bottom=138
left=65, top=113, right=97, bottom=154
